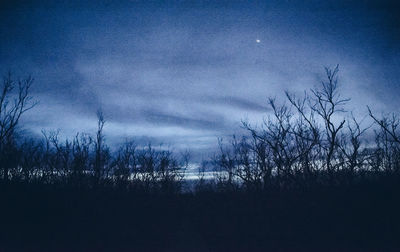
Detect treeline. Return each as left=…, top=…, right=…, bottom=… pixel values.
left=1, top=66, right=400, bottom=193
left=210, top=66, right=400, bottom=192
left=1, top=114, right=190, bottom=193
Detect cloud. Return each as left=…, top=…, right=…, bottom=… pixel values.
left=2, top=0, right=400, bottom=161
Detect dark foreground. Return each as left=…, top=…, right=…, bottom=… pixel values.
left=1, top=179, right=400, bottom=252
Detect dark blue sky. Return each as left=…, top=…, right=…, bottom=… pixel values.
left=1, top=0, right=400, bottom=159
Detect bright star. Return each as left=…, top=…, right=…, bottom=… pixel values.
left=256, top=39, right=261, bottom=43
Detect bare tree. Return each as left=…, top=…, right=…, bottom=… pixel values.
left=338, top=115, right=371, bottom=183
left=243, top=98, right=302, bottom=188
left=0, top=73, right=37, bottom=181
left=285, top=91, right=321, bottom=183
left=94, top=110, right=106, bottom=185
left=213, top=137, right=238, bottom=190
left=112, top=140, right=137, bottom=184
left=47, top=130, right=73, bottom=181
left=368, top=107, right=400, bottom=144
left=71, top=133, right=92, bottom=185
left=239, top=66, right=352, bottom=187
left=368, top=108, right=400, bottom=173
left=310, top=65, right=349, bottom=179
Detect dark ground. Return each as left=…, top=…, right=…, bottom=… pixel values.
left=0, top=179, right=399, bottom=252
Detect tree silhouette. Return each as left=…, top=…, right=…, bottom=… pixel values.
left=0, top=73, right=37, bottom=181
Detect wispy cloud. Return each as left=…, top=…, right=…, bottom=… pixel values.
left=2, top=0, right=400, bottom=161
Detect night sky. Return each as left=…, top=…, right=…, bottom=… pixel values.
left=1, top=0, right=400, bottom=159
